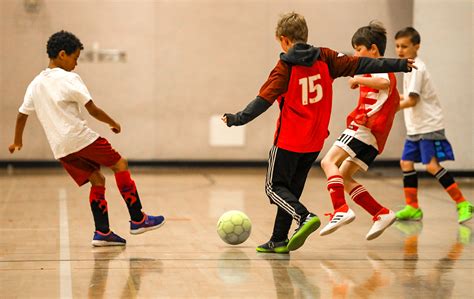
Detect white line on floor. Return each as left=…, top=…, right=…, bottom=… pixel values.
left=59, top=188, right=73, bottom=299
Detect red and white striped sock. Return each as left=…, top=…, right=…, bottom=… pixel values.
left=350, top=185, right=384, bottom=216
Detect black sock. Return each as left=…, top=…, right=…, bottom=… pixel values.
left=403, top=170, right=418, bottom=188
left=434, top=168, right=455, bottom=189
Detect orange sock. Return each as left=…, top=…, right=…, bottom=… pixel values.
left=404, top=187, right=419, bottom=208
left=446, top=183, right=465, bottom=204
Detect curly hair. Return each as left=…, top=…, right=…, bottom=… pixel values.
left=46, top=30, right=83, bottom=59
left=275, top=12, right=308, bottom=43
left=351, top=21, right=387, bottom=56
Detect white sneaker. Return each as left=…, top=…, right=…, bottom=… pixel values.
left=366, top=209, right=396, bottom=240
left=320, top=204, right=356, bottom=236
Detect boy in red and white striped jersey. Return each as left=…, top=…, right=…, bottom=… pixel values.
left=320, top=21, right=399, bottom=240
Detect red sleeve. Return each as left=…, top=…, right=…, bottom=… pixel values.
left=258, top=60, right=291, bottom=104
left=319, top=47, right=360, bottom=79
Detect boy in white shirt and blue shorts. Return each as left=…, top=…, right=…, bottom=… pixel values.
left=9, top=31, right=165, bottom=246
left=394, top=27, right=472, bottom=224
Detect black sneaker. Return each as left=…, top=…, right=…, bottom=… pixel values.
left=256, top=239, right=289, bottom=254
left=287, top=213, right=321, bottom=251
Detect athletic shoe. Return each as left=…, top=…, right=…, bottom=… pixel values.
left=395, top=205, right=423, bottom=221
left=319, top=204, right=356, bottom=236
left=457, top=201, right=473, bottom=224
left=92, top=231, right=126, bottom=247
left=130, top=213, right=165, bottom=234
left=256, top=239, right=289, bottom=254
left=287, top=213, right=320, bottom=251
left=366, top=209, right=396, bottom=240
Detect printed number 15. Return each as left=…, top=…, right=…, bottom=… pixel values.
left=299, top=74, right=323, bottom=105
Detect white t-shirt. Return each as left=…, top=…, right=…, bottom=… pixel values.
left=403, top=57, right=444, bottom=135
left=19, top=68, right=99, bottom=159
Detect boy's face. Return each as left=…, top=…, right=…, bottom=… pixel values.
left=353, top=44, right=379, bottom=58
left=395, top=37, right=419, bottom=59
left=58, top=49, right=81, bottom=71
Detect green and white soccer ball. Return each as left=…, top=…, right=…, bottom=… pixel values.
left=217, top=210, right=252, bottom=245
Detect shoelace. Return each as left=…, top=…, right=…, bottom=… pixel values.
left=324, top=212, right=335, bottom=221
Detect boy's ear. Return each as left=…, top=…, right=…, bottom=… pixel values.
left=370, top=44, right=378, bottom=54
left=415, top=43, right=420, bottom=51
left=58, top=50, right=67, bottom=59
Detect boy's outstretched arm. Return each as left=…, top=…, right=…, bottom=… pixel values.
left=356, top=57, right=416, bottom=75
left=85, top=100, right=121, bottom=133
left=8, top=113, right=28, bottom=153
left=222, top=97, right=272, bottom=127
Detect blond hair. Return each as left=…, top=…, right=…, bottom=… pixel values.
left=276, top=12, right=308, bottom=43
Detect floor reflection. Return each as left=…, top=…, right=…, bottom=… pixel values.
left=258, top=253, right=320, bottom=299
left=394, top=221, right=471, bottom=298
left=87, top=247, right=163, bottom=299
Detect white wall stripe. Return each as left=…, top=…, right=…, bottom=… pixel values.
left=59, top=188, right=73, bottom=299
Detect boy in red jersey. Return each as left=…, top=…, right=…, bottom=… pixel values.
left=8, top=31, right=165, bottom=246
left=222, top=13, right=414, bottom=252
left=319, top=21, right=399, bottom=240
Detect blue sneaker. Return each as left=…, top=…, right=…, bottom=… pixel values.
left=91, top=231, right=126, bottom=247
left=130, top=213, right=165, bottom=235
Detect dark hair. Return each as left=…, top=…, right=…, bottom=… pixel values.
left=395, top=27, right=421, bottom=45
left=276, top=12, right=308, bottom=43
left=46, top=30, right=83, bottom=59
left=351, top=21, right=387, bottom=56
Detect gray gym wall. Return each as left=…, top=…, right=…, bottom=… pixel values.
left=1, top=0, right=471, bottom=170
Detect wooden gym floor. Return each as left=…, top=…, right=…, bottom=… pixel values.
left=0, top=167, right=472, bottom=298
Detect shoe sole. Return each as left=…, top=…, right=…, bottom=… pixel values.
left=287, top=217, right=321, bottom=251
left=320, top=215, right=356, bottom=236
left=130, top=219, right=166, bottom=235
left=91, top=240, right=126, bottom=247
left=256, top=247, right=289, bottom=254
left=366, top=217, right=396, bottom=241
left=459, top=215, right=472, bottom=224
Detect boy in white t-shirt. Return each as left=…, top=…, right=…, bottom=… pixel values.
left=8, top=31, right=165, bottom=246
left=319, top=22, right=399, bottom=240
left=394, top=27, right=472, bottom=224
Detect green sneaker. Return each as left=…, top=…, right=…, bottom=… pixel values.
left=256, top=239, right=289, bottom=254
left=396, top=205, right=423, bottom=221
left=287, top=213, right=321, bottom=251
left=458, top=225, right=472, bottom=245
left=457, top=201, right=473, bottom=224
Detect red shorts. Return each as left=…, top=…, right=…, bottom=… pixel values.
left=59, top=137, right=122, bottom=186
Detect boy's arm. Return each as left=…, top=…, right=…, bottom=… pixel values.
left=223, top=60, right=289, bottom=127
left=320, top=48, right=415, bottom=78
left=85, top=100, right=121, bottom=133
left=223, top=97, right=272, bottom=126
left=399, top=93, right=419, bottom=110
left=349, top=76, right=390, bottom=90
left=8, top=113, right=29, bottom=153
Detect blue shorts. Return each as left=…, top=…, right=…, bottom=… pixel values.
left=401, top=139, right=455, bottom=164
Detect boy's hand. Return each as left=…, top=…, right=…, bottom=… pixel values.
left=110, top=122, right=121, bottom=134
left=222, top=113, right=237, bottom=127
left=349, top=78, right=359, bottom=89
left=407, top=58, right=417, bottom=70
left=221, top=115, right=228, bottom=124
left=8, top=143, right=22, bottom=154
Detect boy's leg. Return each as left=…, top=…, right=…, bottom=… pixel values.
left=111, top=157, right=165, bottom=234
left=89, top=171, right=109, bottom=233
left=397, top=140, right=423, bottom=221
left=265, top=146, right=320, bottom=251
left=425, top=157, right=472, bottom=224
left=340, top=161, right=395, bottom=240
left=89, top=171, right=126, bottom=246
left=321, top=145, right=350, bottom=210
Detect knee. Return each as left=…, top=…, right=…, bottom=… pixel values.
left=400, top=160, right=414, bottom=171
left=111, top=157, right=128, bottom=173
left=89, top=171, right=106, bottom=186
left=320, top=156, right=334, bottom=171
left=426, top=161, right=441, bottom=175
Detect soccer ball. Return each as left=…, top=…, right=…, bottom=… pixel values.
left=217, top=210, right=252, bottom=245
